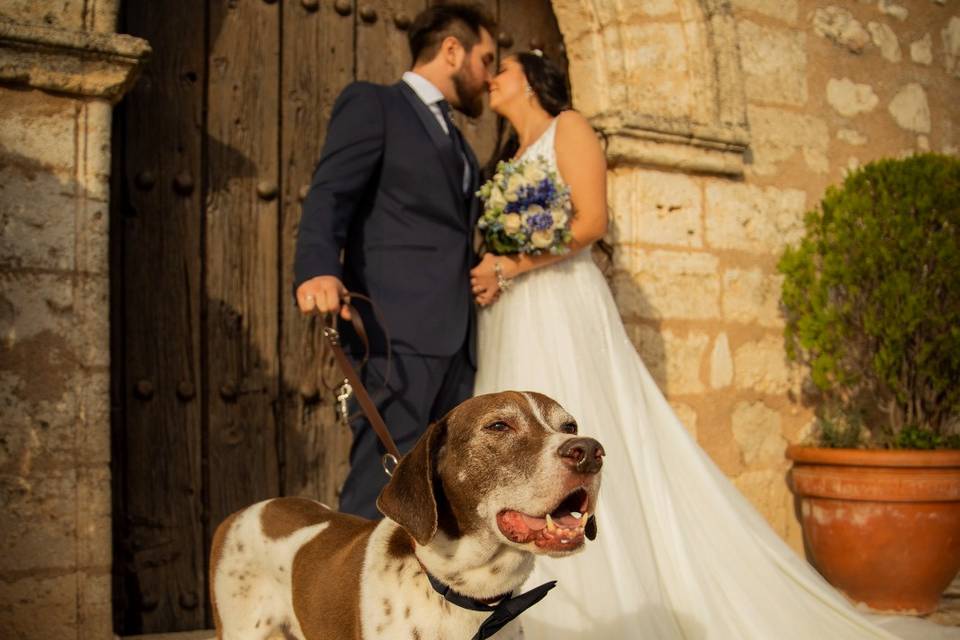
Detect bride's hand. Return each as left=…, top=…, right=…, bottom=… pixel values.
left=471, top=253, right=500, bottom=306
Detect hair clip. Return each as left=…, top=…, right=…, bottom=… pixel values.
left=531, top=48, right=544, bottom=57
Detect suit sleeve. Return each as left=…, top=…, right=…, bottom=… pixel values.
left=293, top=82, right=385, bottom=289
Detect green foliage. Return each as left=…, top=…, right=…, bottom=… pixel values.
left=778, top=154, right=960, bottom=449
left=812, top=412, right=866, bottom=449
left=891, top=425, right=960, bottom=450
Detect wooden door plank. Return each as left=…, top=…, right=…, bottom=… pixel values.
left=498, top=0, right=568, bottom=76
left=356, top=0, right=428, bottom=84
left=279, top=0, right=355, bottom=505
left=205, top=0, right=281, bottom=536
left=115, top=0, right=205, bottom=633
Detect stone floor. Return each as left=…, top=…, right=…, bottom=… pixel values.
left=123, top=633, right=213, bottom=640
left=122, top=576, right=960, bottom=640
left=930, top=577, right=960, bottom=627
left=123, top=596, right=960, bottom=640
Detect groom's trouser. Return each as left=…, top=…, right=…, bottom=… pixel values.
left=337, top=345, right=475, bottom=519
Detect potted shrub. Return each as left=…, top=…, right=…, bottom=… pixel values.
left=778, top=153, right=960, bottom=614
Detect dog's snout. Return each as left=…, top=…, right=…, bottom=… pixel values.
left=557, top=437, right=604, bottom=474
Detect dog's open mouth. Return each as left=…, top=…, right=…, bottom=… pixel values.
left=496, top=488, right=593, bottom=552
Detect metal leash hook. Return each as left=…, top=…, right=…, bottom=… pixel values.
left=336, top=379, right=353, bottom=424
left=321, top=300, right=401, bottom=479
left=382, top=453, right=399, bottom=477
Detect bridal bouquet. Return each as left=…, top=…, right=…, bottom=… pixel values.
left=476, top=156, right=573, bottom=255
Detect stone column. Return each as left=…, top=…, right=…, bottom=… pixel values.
left=0, top=4, right=148, bottom=638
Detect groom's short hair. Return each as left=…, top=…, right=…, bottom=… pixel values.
left=409, top=3, right=496, bottom=65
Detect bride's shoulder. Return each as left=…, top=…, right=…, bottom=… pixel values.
left=555, top=109, right=592, bottom=133
left=554, top=110, right=599, bottom=146
left=554, top=110, right=605, bottom=166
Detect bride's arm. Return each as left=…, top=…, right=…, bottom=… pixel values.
left=471, top=110, right=608, bottom=303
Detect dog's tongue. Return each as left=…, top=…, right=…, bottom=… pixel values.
left=498, top=511, right=539, bottom=542
left=497, top=510, right=589, bottom=552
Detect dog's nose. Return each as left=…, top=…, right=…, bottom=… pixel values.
left=557, top=437, right=604, bottom=474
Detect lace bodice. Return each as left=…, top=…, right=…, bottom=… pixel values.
left=517, top=118, right=560, bottom=175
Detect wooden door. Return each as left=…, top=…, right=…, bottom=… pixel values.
left=110, top=0, right=566, bottom=633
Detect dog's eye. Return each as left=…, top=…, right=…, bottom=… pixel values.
left=560, top=423, right=578, bottom=434
left=485, top=421, right=512, bottom=432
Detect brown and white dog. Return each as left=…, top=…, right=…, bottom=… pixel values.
left=209, top=391, right=603, bottom=640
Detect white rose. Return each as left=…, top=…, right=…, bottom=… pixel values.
left=531, top=229, right=554, bottom=249
left=487, top=186, right=507, bottom=210
left=522, top=162, right=547, bottom=183
left=501, top=213, right=522, bottom=235
left=506, top=173, right=526, bottom=200
left=551, top=208, right=568, bottom=227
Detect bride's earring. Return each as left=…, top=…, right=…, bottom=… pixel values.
left=524, top=84, right=533, bottom=98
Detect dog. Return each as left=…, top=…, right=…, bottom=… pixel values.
left=209, top=391, right=604, bottom=639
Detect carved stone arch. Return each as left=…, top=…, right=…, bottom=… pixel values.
left=551, top=0, right=749, bottom=175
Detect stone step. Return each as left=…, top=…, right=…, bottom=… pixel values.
left=122, top=632, right=214, bottom=640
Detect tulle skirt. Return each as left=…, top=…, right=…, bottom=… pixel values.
left=475, top=249, right=951, bottom=639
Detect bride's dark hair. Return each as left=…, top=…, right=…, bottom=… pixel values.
left=517, top=51, right=571, bottom=117
left=484, top=51, right=571, bottom=176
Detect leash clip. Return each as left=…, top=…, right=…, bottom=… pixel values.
left=336, top=379, right=353, bottom=424
left=382, top=453, right=399, bottom=477
left=322, top=321, right=340, bottom=345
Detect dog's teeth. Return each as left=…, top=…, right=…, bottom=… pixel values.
left=546, top=514, right=557, bottom=533
left=578, top=511, right=590, bottom=527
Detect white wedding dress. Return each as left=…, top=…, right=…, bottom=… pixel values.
left=474, top=119, right=956, bottom=639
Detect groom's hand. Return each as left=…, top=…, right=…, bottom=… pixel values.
left=297, top=276, right=351, bottom=320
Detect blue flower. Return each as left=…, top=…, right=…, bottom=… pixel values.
left=526, top=211, right=554, bottom=232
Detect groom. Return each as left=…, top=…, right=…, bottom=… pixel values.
left=293, top=4, right=496, bottom=519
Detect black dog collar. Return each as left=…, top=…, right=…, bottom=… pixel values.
left=425, top=571, right=557, bottom=639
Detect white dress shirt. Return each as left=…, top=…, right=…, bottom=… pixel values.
left=401, top=71, right=470, bottom=192
left=402, top=71, right=449, bottom=134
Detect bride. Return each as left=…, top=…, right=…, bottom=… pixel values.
left=469, top=51, right=952, bottom=639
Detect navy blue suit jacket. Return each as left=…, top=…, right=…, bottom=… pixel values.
left=294, top=81, right=480, bottom=360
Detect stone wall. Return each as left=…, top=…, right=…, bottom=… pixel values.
left=554, top=0, right=960, bottom=551
left=0, top=2, right=146, bottom=638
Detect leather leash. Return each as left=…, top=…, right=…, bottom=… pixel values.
left=321, top=294, right=401, bottom=476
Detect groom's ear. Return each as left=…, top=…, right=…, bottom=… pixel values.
left=440, top=35, right=467, bottom=69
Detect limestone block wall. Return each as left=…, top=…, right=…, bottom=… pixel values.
left=0, top=91, right=113, bottom=639
left=557, top=0, right=960, bottom=551
left=0, top=2, right=145, bottom=638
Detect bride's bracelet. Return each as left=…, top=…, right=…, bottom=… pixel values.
left=494, top=260, right=512, bottom=293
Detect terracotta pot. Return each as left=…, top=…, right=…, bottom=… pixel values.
left=786, top=445, right=960, bottom=614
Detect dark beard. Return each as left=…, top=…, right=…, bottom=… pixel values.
left=452, top=67, right=484, bottom=119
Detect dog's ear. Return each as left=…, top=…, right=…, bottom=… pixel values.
left=376, top=419, right=446, bottom=546
left=586, top=515, right=598, bottom=541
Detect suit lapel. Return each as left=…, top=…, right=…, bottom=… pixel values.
left=396, top=82, right=464, bottom=210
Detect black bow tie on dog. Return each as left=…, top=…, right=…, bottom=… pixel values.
left=426, top=572, right=557, bottom=639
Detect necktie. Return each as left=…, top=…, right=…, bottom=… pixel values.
left=426, top=572, right=558, bottom=639
left=437, top=100, right=468, bottom=193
